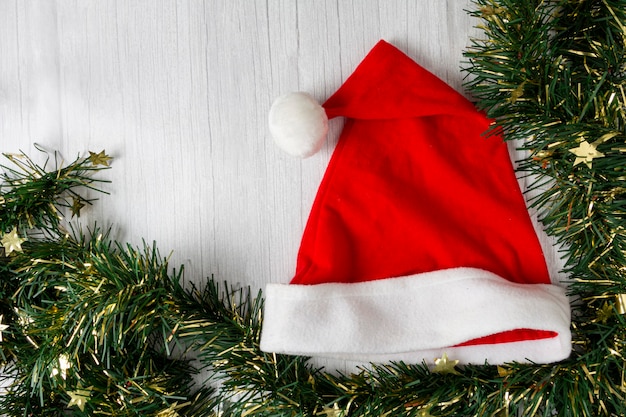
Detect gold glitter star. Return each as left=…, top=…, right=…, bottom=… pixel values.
left=597, top=301, right=614, bottom=324
left=88, top=150, right=112, bottom=167
left=1, top=227, right=26, bottom=255
left=497, top=365, right=514, bottom=377
left=319, top=403, right=342, bottom=417
left=67, top=386, right=92, bottom=412
left=508, top=82, right=525, bottom=104
left=569, top=140, right=604, bottom=168
left=71, top=197, right=86, bottom=217
left=480, top=5, right=506, bottom=16
left=0, top=315, right=9, bottom=342
left=433, top=352, right=460, bottom=375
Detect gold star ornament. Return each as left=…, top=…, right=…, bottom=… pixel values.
left=597, top=301, right=614, bottom=324
left=1, top=227, right=26, bottom=255
left=319, top=403, right=343, bottom=417
left=569, top=140, right=604, bottom=168
left=88, top=150, right=112, bottom=167
left=508, top=82, right=525, bottom=104
left=67, top=386, right=92, bottom=412
left=497, top=365, right=514, bottom=377
left=71, top=197, right=86, bottom=217
left=433, top=352, right=460, bottom=375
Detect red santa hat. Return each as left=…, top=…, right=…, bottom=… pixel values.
left=261, top=40, right=571, bottom=365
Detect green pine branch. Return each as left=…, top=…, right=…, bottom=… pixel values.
left=464, top=0, right=626, bottom=284
left=1, top=149, right=215, bottom=416
left=1, top=229, right=217, bottom=416
left=0, top=146, right=111, bottom=235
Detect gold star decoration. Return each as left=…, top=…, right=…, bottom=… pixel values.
left=1, top=227, right=26, bottom=255
left=88, top=150, right=112, bottom=167
left=508, top=82, right=525, bottom=104
left=67, top=386, right=92, bottom=412
left=0, top=315, right=9, bottom=342
left=597, top=301, right=614, bottom=324
left=497, top=365, right=514, bottom=377
left=71, top=197, right=86, bottom=217
left=480, top=5, right=506, bottom=16
left=569, top=140, right=604, bottom=168
left=433, top=352, right=460, bottom=375
left=319, top=403, right=343, bottom=417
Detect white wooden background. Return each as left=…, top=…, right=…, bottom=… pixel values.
left=1, top=0, right=564, bottom=378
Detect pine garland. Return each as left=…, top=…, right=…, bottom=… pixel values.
left=1, top=0, right=625, bottom=415
left=0, top=150, right=215, bottom=415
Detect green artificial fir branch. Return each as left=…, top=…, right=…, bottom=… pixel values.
left=178, top=281, right=332, bottom=416
left=1, top=229, right=217, bottom=416
left=0, top=146, right=111, bottom=235
left=0, top=149, right=215, bottom=416
left=463, top=0, right=626, bottom=416
left=1, top=148, right=111, bottom=363
left=465, top=0, right=626, bottom=283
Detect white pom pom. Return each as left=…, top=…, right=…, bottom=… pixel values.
left=268, top=92, right=329, bottom=158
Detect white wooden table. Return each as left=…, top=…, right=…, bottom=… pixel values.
left=1, top=0, right=563, bottom=377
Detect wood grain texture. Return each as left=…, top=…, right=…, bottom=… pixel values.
left=1, top=0, right=564, bottom=377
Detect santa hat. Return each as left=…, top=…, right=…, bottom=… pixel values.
left=261, top=40, right=571, bottom=365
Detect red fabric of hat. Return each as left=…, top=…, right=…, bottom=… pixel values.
left=261, top=40, right=571, bottom=365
